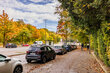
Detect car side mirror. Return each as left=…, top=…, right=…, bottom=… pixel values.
left=4, top=58, right=11, bottom=62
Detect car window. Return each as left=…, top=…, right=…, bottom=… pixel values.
left=46, top=47, right=52, bottom=51
left=0, top=55, right=6, bottom=62
left=40, top=47, right=46, bottom=51
left=29, top=47, right=40, bottom=51
left=55, top=46, right=61, bottom=49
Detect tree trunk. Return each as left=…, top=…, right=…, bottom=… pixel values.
left=89, top=34, right=91, bottom=54
left=3, top=32, right=6, bottom=47
left=22, top=34, right=24, bottom=45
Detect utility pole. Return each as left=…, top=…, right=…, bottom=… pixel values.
left=45, top=19, right=46, bottom=45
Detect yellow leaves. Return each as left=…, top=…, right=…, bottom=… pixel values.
left=79, top=9, right=82, bottom=13
left=0, top=10, right=61, bottom=43
left=83, top=5, right=86, bottom=7
left=62, top=11, right=69, bottom=17
left=87, top=4, right=90, bottom=9
left=108, top=23, right=110, bottom=29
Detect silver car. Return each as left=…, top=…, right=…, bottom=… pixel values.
left=0, top=54, right=23, bottom=73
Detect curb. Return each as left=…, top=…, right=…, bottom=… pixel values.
left=8, top=53, right=26, bottom=57
left=91, top=52, right=110, bottom=73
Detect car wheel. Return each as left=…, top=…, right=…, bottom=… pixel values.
left=52, top=54, right=56, bottom=60
left=42, top=57, right=46, bottom=63
left=13, top=66, right=22, bottom=73
left=62, top=52, right=65, bottom=55
left=27, top=59, right=31, bottom=63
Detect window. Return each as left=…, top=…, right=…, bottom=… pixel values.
left=0, top=55, right=6, bottom=62
left=29, top=47, right=40, bottom=51
left=41, top=47, right=46, bottom=51
left=47, top=47, right=52, bottom=51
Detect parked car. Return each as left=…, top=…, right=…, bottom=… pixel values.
left=53, top=46, right=67, bottom=55
left=62, top=45, right=72, bottom=52
left=70, top=45, right=77, bottom=50
left=22, top=44, right=29, bottom=47
left=0, top=54, right=23, bottom=73
left=6, top=43, right=17, bottom=48
left=26, top=45, right=56, bottom=63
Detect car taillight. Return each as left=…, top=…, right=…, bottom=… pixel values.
left=36, top=51, right=41, bottom=54
left=59, top=49, right=62, bottom=50
left=26, top=51, right=30, bottom=54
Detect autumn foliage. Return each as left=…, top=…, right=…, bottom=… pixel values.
left=0, top=10, right=61, bottom=47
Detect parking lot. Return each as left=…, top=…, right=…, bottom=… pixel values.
left=10, top=48, right=104, bottom=73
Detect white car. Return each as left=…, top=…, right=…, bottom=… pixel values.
left=0, top=54, right=23, bottom=73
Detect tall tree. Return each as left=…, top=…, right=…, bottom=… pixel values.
left=0, top=10, right=14, bottom=47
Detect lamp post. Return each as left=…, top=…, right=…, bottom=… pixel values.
left=45, top=19, right=47, bottom=45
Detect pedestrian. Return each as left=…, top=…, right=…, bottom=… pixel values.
left=87, top=44, right=89, bottom=51
left=81, top=43, right=84, bottom=51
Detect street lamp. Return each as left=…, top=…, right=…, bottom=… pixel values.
left=45, top=19, right=47, bottom=45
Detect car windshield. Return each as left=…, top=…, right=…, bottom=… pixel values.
left=29, top=46, right=40, bottom=51
left=62, top=45, right=67, bottom=48
left=0, top=55, right=6, bottom=62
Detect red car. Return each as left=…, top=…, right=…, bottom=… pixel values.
left=22, top=44, right=29, bottom=46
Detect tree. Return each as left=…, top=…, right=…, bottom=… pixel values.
left=58, top=0, right=110, bottom=65
left=58, top=0, right=110, bottom=33
left=0, top=10, right=14, bottom=47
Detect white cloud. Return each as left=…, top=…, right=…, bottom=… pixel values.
left=29, top=0, right=57, bottom=3
left=0, top=0, right=60, bottom=30
left=47, top=24, right=57, bottom=30
left=29, top=0, right=43, bottom=2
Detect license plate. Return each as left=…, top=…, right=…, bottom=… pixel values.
left=30, top=53, right=36, bottom=55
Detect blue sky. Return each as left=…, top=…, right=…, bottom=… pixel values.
left=0, top=0, right=60, bottom=32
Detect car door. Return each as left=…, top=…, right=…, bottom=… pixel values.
left=0, top=55, right=11, bottom=73
left=45, top=46, right=52, bottom=59
left=49, top=46, right=55, bottom=56
left=40, top=47, right=47, bottom=55
left=46, top=46, right=53, bottom=58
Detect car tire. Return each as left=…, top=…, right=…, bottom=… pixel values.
left=52, top=54, right=56, bottom=60
left=27, top=59, right=31, bottom=63
left=62, top=52, right=64, bottom=55
left=42, top=57, right=46, bottom=63
left=13, top=66, right=22, bottom=73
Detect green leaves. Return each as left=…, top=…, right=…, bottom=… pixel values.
left=58, top=0, right=110, bottom=34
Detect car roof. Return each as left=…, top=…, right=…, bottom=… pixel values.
left=30, top=44, right=49, bottom=48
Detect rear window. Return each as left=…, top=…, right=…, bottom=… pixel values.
left=29, top=47, right=40, bottom=51
left=55, top=46, right=62, bottom=49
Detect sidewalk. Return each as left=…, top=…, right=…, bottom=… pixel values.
left=0, top=47, right=29, bottom=56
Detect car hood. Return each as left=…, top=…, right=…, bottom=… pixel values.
left=6, top=57, right=21, bottom=62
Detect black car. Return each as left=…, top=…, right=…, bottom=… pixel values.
left=62, top=45, right=72, bottom=52
left=53, top=46, right=67, bottom=55
left=5, top=43, right=17, bottom=48
left=70, top=45, right=77, bottom=50
left=26, top=45, right=56, bottom=63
